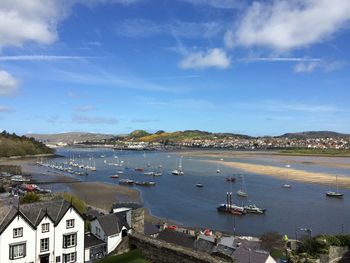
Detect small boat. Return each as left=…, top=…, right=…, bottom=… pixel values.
left=154, top=172, right=162, bottom=176
left=110, top=175, right=119, bottom=179
left=326, top=174, right=343, bottom=198
left=135, top=168, right=144, bottom=172
left=172, top=158, right=184, bottom=175
left=144, top=172, right=155, bottom=176
left=326, top=191, right=344, bottom=198
left=119, top=179, right=134, bottom=185
left=237, top=190, right=248, bottom=197
left=243, top=204, right=266, bottom=214
left=135, top=181, right=156, bottom=186
left=116, top=171, right=124, bottom=175
left=226, top=177, right=236, bottom=182
left=282, top=183, right=292, bottom=188
left=216, top=169, right=220, bottom=173
left=196, top=183, right=204, bottom=188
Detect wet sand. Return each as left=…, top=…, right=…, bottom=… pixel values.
left=207, top=160, right=350, bottom=188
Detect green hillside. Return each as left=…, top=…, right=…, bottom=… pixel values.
left=0, top=131, right=54, bottom=157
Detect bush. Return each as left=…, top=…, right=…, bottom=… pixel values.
left=20, top=192, right=41, bottom=204
left=0, top=184, right=6, bottom=193
left=61, top=192, right=87, bottom=214
left=260, top=231, right=284, bottom=250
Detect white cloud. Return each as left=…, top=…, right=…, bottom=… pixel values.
left=0, top=70, right=19, bottom=95
left=294, top=60, right=346, bottom=73
left=179, top=48, right=230, bottom=69
left=236, top=0, right=350, bottom=50
left=224, top=30, right=234, bottom=49
left=0, top=0, right=62, bottom=48
left=240, top=57, right=321, bottom=62
left=116, top=19, right=224, bottom=38
left=72, top=114, right=118, bottom=125
left=0, top=105, right=13, bottom=112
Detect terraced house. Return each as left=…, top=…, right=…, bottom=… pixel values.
left=0, top=200, right=85, bottom=263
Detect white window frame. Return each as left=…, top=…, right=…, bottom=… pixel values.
left=42, top=223, right=50, bottom=233
left=63, top=233, right=76, bottom=248
left=66, top=219, right=74, bottom=229
left=40, top=238, right=49, bottom=252
left=9, top=243, right=26, bottom=259
left=63, top=252, right=76, bottom=263
left=13, top=227, right=23, bottom=238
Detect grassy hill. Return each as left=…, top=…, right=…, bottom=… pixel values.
left=0, top=131, right=54, bottom=157
left=279, top=131, right=350, bottom=139
left=127, top=129, right=250, bottom=143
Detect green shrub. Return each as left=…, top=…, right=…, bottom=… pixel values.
left=20, top=192, right=41, bottom=204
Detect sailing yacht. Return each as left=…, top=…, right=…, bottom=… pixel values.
left=172, top=158, right=184, bottom=175
left=237, top=175, right=248, bottom=197
left=326, top=174, right=343, bottom=198
left=282, top=164, right=292, bottom=188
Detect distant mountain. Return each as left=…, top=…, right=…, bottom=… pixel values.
left=28, top=132, right=115, bottom=144
left=279, top=131, right=350, bottom=139
left=0, top=131, right=53, bottom=157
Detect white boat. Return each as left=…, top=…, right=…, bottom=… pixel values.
left=172, top=158, right=184, bottom=175
left=243, top=204, right=266, bottom=214
left=11, top=175, right=30, bottom=182
left=282, top=164, right=292, bottom=188
left=326, top=174, right=343, bottom=198
left=237, top=175, right=248, bottom=197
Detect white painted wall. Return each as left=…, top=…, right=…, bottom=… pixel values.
left=36, top=216, right=54, bottom=263
left=0, top=214, right=36, bottom=263
left=54, top=207, right=85, bottom=263
left=266, top=255, right=277, bottom=263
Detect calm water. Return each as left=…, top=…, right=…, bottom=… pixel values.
left=46, top=147, right=350, bottom=237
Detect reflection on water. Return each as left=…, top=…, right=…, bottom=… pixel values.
left=45, top=147, right=349, bottom=237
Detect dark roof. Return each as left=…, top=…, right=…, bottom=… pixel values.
left=96, top=213, right=130, bottom=236
left=144, top=222, right=161, bottom=235
left=85, top=209, right=105, bottom=221
left=0, top=199, right=80, bottom=234
left=233, top=247, right=270, bottom=263
left=112, top=202, right=143, bottom=210
left=85, top=232, right=106, bottom=249
left=157, top=229, right=195, bottom=249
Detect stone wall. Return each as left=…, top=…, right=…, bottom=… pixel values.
left=320, top=246, right=350, bottom=263
left=131, top=207, right=144, bottom=233
left=129, top=233, right=232, bottom=263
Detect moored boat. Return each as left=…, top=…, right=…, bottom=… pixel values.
left=195, top=183, right=204, bottom=188
left=119, top=179, right=134, bottom=185
left=243, top=204, right=266, bottom=214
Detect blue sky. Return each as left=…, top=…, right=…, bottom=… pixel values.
left=0, top=0, right=350, bottom=136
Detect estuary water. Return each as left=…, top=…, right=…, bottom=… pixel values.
left=49, top=147, right=350, bottom=237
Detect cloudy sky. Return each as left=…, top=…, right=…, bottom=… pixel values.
left=0, top=0, right=350, bottom=136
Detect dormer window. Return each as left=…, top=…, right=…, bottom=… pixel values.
left=42, top=223, right=49, bottom=233
left=13, top=227, right=23, bottom=238
left=66, top=219, right=74, bottom=229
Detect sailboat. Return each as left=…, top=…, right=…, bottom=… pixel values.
left=326, top=174, right=343, bottom=198
left=216, top=163, right=221, bottom=173
left=172, top=158, right=184, bottom=175
left=237, top=175, right=248, bottom=197
left=282, top=164, right=292, bottom=188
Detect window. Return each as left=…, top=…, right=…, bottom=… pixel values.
left=95, top=226, right=100, bottom=237
left=63, top=252, right=76, bottom=263
left=42, top=223, right=49, bottom=233
left=56, top=256, right=61, bottom=262
left=40, top=238, right=49, bottom=252
left=66, top=219, right=74, bottom=229
left=9, top=243, right=26, bottom=259
left=13, top=227, right=23, bottom=238
left=63, top=233, right=76, bottom=248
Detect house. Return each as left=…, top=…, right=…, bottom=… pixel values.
left=90, top=212, right=130, bottom=254
left=0, top=199, right=85, bottom=263
left=84, top=232, right=106, bottom=263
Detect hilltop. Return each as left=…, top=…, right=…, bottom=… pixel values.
left=279, top=131, right=350, bottom=139
left=126, top=130, right=251, bottom=144
left=28, top=132, right=115, bottom=144
left=0, top=131, right=54, bottom=158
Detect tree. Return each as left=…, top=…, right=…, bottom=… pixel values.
left=20, top=192, right=41, bottom=204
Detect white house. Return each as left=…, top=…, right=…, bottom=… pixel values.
left=0, top=199, right=85, bottom=263
left=90, top=213, right=130, bottom=254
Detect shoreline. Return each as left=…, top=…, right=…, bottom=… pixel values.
left=206, top=159, right=350, bottom=188
left=0, top=158, right=168, bottom=225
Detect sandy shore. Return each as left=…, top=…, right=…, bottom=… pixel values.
left=207, top=160, right=350, bottom=188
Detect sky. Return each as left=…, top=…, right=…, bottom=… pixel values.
left=0, top=0, right=350, bottom=136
